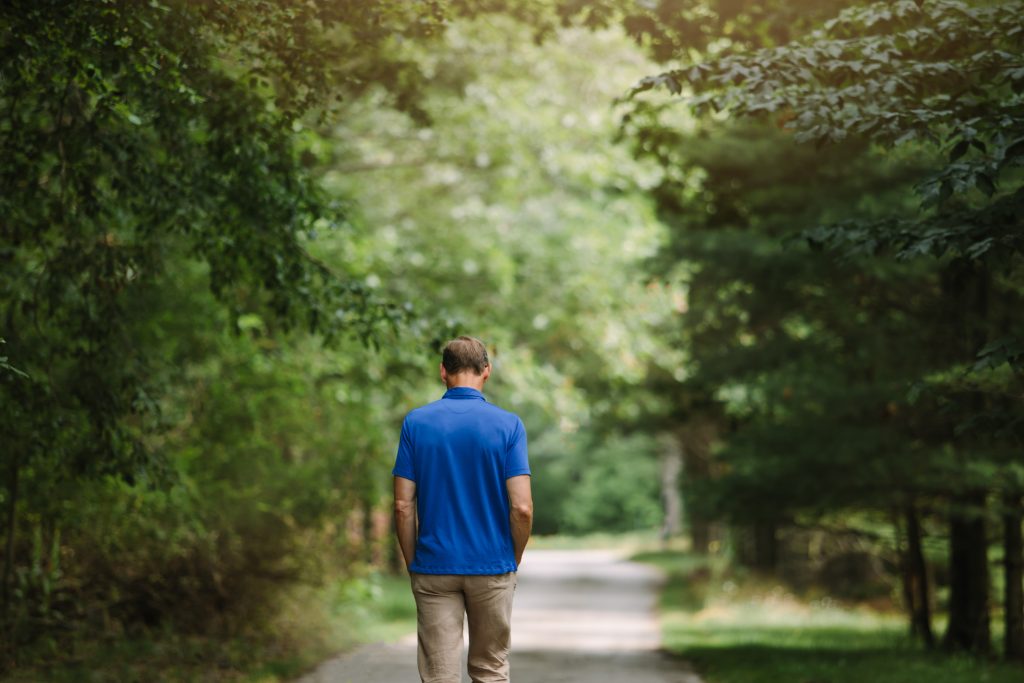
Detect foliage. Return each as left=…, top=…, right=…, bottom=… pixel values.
left=616, top=94, right=947, bottom=525
left=321, top=13, right=679, bottom=531
left=0, top=0, right=445, bottom=667
left=533, top=433, right=663, bottom=534
left=6, top=569, right=416, bottom=683
left=0, top=0, right=434, bottom=483
left=560, top=0, right=857, bottom=60
left=629, top=0, right=1024, bottom=265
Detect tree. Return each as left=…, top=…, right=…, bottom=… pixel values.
left=0, top=0, right=443, bottom=647
left=628, top=0, right=1024, bottom=657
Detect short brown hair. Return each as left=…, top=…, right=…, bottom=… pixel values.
left=442, top=336, right=490, bottom=375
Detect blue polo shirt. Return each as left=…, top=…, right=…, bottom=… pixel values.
left=392, top=386, right=530, bottom=575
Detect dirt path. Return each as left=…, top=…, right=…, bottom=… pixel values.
left=294, top=548, right=703, bottom=683
left=292, top=548, right=700, bottom=683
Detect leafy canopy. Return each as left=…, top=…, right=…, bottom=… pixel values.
left=628, top=0, right=1024, bottom=265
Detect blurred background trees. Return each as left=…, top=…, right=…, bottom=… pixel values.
left=1, top=0, right=1022, bottom=677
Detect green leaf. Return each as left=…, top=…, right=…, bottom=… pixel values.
left=938, top=179, right=953, bottom=204
left=949, top=139, right=969, bottom=161
left=975, top=173, right=996, bottom=197
left=1001, top=137, right=1024, bottom=167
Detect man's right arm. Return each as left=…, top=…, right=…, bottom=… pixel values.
left=507, top=474, right=533, bottom=567
left=394, top=475, right=417, bottom=569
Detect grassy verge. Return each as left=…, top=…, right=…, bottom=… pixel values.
left=2, top=570, right=417, bottom=683
left=633, top=550, right=1023, bottom=683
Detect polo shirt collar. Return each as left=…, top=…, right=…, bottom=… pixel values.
left=442, top=386, right=487, bottom=401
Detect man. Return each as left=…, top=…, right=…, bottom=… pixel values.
left=392, top=336, right=534, bottom=683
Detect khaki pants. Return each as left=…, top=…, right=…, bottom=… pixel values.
left=410, top=571, right=517, bottom=683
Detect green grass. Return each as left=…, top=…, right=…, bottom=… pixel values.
left=2, top=570, right=418, bottom=683
left=633, top=549, right=1024, bottom=683
left=328, top=570, right=418, bottom=645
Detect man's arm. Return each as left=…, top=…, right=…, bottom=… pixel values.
left=393, top=476, right=417, bottom=569
left=507, top=474, right=533, bottom=567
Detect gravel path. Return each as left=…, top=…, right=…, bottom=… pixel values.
left=294, top=548, right=703, bottom=683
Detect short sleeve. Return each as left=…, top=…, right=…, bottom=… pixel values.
left=392, top=416, right=416, bottom=481
left=504, top=418, right=530, bottom=478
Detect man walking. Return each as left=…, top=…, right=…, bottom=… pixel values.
left=392, top=336, right=533, bottom=683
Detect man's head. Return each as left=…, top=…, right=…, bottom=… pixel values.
left=440, top=336, right=491, bottom=389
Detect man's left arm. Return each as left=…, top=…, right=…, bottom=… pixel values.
left=393, top=476, right=417, bottom=569
left=505, top=417, right=532, bottom=567
left=507, top=474, right=533, bottom=567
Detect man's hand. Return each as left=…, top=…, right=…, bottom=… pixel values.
left=393, top=476, right=417, bottom=569
left=507, top=475, right=533, bottom=567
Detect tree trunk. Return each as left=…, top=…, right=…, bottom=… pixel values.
left=389, top=534, right=406, bottom=575
left=896, top=509, right=915, bottom=636
left=753, top=519, right=778, bottom=572
left=659, top=435, right=683, bottom=547
left=689, top=517, right=711, bottom=556
left=1004, top=492, right=1024, bottom=661
left=939, top=260, right=992, bottom=655
left=905, top=503, right=935, bottom=648
left=678, top=418, right=716, bottom=554
left=1, top=448, right=18, bottom=616
left=361, top=494, right=376, bottom=565
left=942, top=491, right=991, bottom=655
